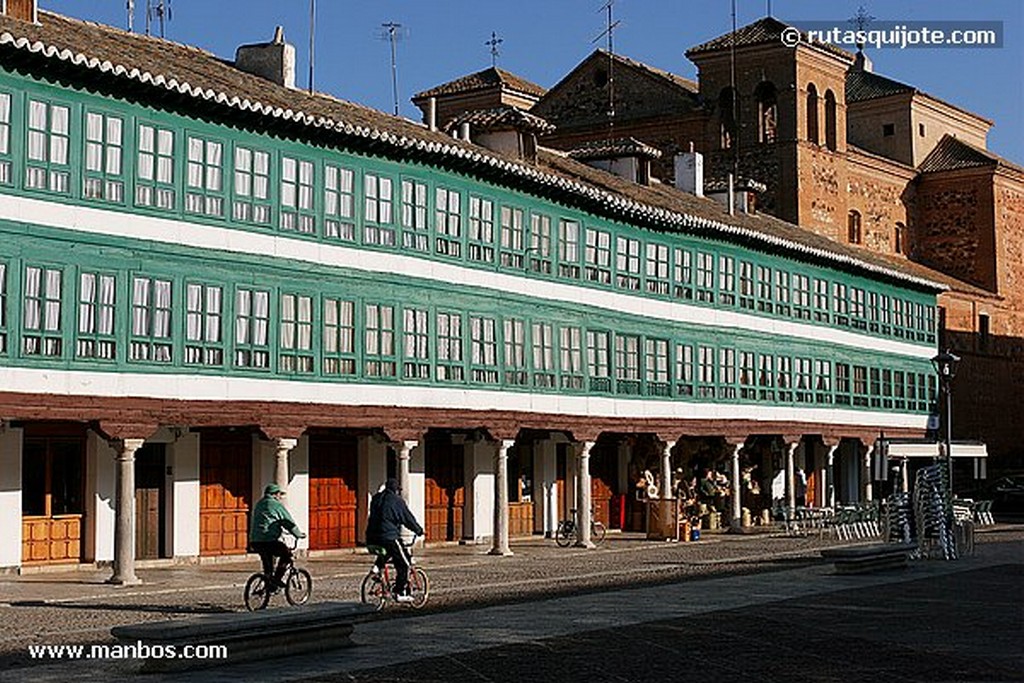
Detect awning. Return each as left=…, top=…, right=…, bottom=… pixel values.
left=880, top=440, right=988, bottom=459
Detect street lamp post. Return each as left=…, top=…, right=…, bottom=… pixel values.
left=930, top=349, right=961, bottom=499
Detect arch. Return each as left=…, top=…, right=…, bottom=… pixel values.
left=894, top=221, right=905, bottom=254
left=718, top=87, right=737, bottom=150
left=754, top=81, right=778, bottom=144
left=847, top=210, right=862, bottom=245
left=824, top=89, right=838, bottom=151
left=806, top=83, right=819, bottom=144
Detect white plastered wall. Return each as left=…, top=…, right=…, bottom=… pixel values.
left=0, top=426, right=23, bottom=569
left=252, top=435, right=308, bottom=551
left=356, top=435, right=388, bottom=544
left=463, top=439, right=494, bottom=543
left=533, top=438, right=558, bottom=536
left=407, top=442, right=426, bottom=541
left=168, top=431, right=200, bottom=559
left=85, top=431, right=116, bottom=564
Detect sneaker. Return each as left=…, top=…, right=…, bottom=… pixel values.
left=395, top=593, right=414, bottom=604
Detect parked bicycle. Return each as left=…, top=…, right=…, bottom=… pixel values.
left=243, top=536, right=312, bottom=611
left=555, top=508, right=606, bottom=547
left=360, top=534, right=429, bottom=610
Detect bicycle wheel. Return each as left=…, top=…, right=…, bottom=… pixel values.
left=360, top=571, right=387, bottom=611
left=555, top=521, right=574, bottom=547
left=285, top=567, right=312, bottom=606
left=244, top=573, right=271, bottom=611
left=591, top=520, right=607, bottom=546
left=408, top=567, right=430, bottom=609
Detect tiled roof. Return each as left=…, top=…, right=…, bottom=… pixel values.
left=846, top=69, right=915, bottom=103
left=599, top=50, right=698, bottom=95
left=918, top=135, right=1024, bottom=175
left=567, top=137, right=663, bottom=161
left=413, top=66, right=546, bottom=101
left=686, top=17, right=852, bottom=60
left=445, top=106, right=555, bottom=135
left=0, top=10, right=945, bottom=292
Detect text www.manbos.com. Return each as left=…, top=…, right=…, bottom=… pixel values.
left=28, top=641, right=228, bottom=661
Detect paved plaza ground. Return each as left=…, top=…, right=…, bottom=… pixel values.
left=1, top=526, right=1021, bottom=682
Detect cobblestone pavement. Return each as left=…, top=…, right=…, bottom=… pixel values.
left=1, top=527, right=1021, bottom=682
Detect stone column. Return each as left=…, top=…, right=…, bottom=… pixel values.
left=827, top=443, right=839, bottom=507
left=274, top=437, right=297, bottom=491
left=397, top=440, right=417, bottom=504
left=660, top=440, right=673, bottom=499
left=108, top=438, right=145, bottom=586
left=863, top=444, right=874, bottom=502
left=575, top=441, right=596, bottom=548
left=489, top=439, right=515, bottom=556
left=729, top=441, right=743, bottom=529
left=786, top=440, right=799, bottom=517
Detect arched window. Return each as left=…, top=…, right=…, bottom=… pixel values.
left=894, top=222, right=905, bottom=254
left=824, top=89, right=837, bottom=151
left=847, top=210, right=862, bottom=244
left=806, top=83, right=819, bottom=144
left=754, top=81, right=778, bottom=144
left=718, top=87, right=737, bottom=150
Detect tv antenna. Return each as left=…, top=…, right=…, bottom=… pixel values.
left=591, top=0, right=621, bottom=137
left=308, top=0, right=317, bottom=93
left=378, top=22, right=407, bottom=117
left=145, top=0, right=171, bottom=38
left=126, top=0, right=135, bottom=32
left=486, top=31, right=504, bottom=67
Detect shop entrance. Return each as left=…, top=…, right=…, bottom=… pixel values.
left=21, top=424, right=87, bottom=565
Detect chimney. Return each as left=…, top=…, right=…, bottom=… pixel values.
left=428, top=97, right=437, bottom=132
left=851, top=48, right=873, bottom=73
left=674, top=144, right=704, bottom=197
left=235, top=26, right=297, bottom=89
left=1, top=0, right=38, bottom=23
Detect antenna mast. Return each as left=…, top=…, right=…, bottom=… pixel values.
left=380, top=22, right=404, bottom=117
left=308, top=0, right=316, bottom=93
left=592, top=0, right=620, bottom=139
left=127, top=0, right=135, bottom=32
left=730, top=0, right=739, bottom=178
left=145, top=0, right=171, bottom=38
left=485, top=31, right=504, bottom=68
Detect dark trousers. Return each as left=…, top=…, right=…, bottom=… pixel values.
left=373, top=538, right=412, bottom=595
left=250, top=540, right=292, bottom=585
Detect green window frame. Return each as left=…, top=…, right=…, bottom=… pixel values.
left=467, top=196, right=495, bottom=263
left=795, top=357, right=813, bottom=403
left=22, top=265, right=63, bottom=357
left=675, top=343, right=694, bottom=397
left=585, top=227, right=612, bottom=285
left=83, top=111, right=124, bottom=203
left=645, top=338, right=670, bottom=396
left=757, top=354, right=775, bottom=401
left=234, top=287, right=270, bottom=370
left=719, top=347, right=737, bottom=399
left=469, top=315, right=498, bottom=384
left=717, top=254, right=734, bottom=305
left=616, top=237, right=640, bottom=290
left=130, top=275, right=173, bottom=363
left=558, top=219, right=581, bottom=279
left=136, top=122, right=176, bottom=210
left=756, top=265, right=773, bottom=313
left=436, top=311, right=465, bottom=382
left=893, top=369, right=906, bottom=410
left=673, top=248, right=694, bottom=300
left=0, top=262, right=7, bottom=355
left=499, top=205, right=526, bottom=269
left=402, top=307, right=430, bottom=379
left=850, top=287, right=866, bottom=330
left=26, top=99, right=71, bottom=194
left=280, top=156, right=315, bottom=233
left=852, top=365, right=869, bottom=406
left=835, top=362, right=851, bottom=405
left=531, top=321, right=555, bottom=388
left=880, top=293, right=892, bottom=334
left=363, top=173, right=395, bottom=246
left=587, top=329, right=611, bottom=393
left=529, top=213, right=552, bottom=274
left=696, top=252, right=715, bottom=303
left=324, top=163, right=356, bottom=241
left=503, top=318, right=528, bottom=386
left=559, top=326, right=584, bottom=390
left=814, top=278, right=830, bottom=322
left=322, top=297, right=356, bottom=376
left=833, top=282, right=849, bottom=325
left=232, top=146, right=271, bottom=225
left=739, top=351, right=756, bottom=400
left=185, top=135, right=224, bottom=217
left=614, top=333, right=640, bottom=395
left=793, top=274, right=810, bottom=319
left=882, top=368, right=893, bottom=408
left=279, top=292, right=314, bottom=374
left=774, top=270, right=791, bottom=316
left=435, top=186, right=462, bottom=258
left=76, top=271, right=116, bottom=360
left=815, top=359, right=832, bottom=404
left=0, top=92, right=11, bottom=185
left=401, top=178, right=429, bottom=252
left=776, top=355, right=793, bottom=402
left=645, top=243, right=669, bottom=295
left=185, top=282, right=224, bottom=366
left=697, top=344, right=715, bottom=398
left=738, top=260, right=754, bottom=309
left=364, top=303, right=396, bottom=377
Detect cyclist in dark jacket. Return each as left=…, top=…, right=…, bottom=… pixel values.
left=366, top=478, right=424, bottom=602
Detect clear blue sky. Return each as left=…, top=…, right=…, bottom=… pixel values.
left=41, top=1, right=1023, bottom=162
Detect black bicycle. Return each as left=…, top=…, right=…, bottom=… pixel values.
left=555, top=508, right=607, bottom=547
left=244, top=536, right=312, bottom=611
left=360, top=535, right=429, bottom=611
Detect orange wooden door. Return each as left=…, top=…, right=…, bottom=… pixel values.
left=308, top=432, right=358, bottom=550
left=135, top=444, right=165, bottom=559
left=199, top=431, right=252, bottom=556
left=424, top=437, right=464, bottom=542
left=589, top=442, right=617, bottom=527
left=21, top=432, right=85, bottom=565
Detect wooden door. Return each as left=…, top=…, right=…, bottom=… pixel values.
left=556, top=444, right=568, bottom=520
left=424, top=436, right=464, bottom=542
left=590, top=442, right=617, bottom=527
left=21, top=430, right=86, bottom=565
left=135, top=444, right=165, bottom=560
left=308, top=432, right=358, bottom=550
left=199, top=431, right=252, bottom=556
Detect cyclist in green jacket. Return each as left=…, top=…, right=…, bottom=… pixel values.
left=249, top=483, right=305, bottom=591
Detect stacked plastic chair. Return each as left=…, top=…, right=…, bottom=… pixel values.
left=913, top=463, right=957, bottom=560
left=882, top=492, right=914, bottom=545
